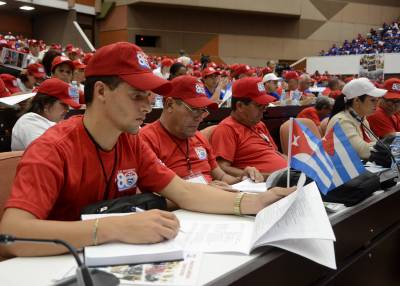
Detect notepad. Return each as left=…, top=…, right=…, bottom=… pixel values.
left=81, top=213, right=184, bottom=267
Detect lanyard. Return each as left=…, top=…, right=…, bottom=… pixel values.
left=159, top=122, right=192, bottom=173
left=245, top=125, right=272, bottom=146
left=83, top=121, right=118, bottom=200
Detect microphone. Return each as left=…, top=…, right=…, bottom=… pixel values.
left=0, top=234, right=119, bottom=286
left=348, top=109, right=400, bottom=177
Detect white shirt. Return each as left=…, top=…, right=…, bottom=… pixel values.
left=11, top=112, right=56, bottom=151
left=152, top=67, right=169, bottom=80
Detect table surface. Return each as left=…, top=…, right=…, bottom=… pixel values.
left=0, top=184, right=398, bottom=286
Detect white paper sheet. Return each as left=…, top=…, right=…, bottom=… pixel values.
left=232, top=178, right=267, bottom=193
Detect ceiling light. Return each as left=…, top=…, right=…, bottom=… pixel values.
left=0, top=1, right=7, bottom=6
left=19, top=5, right=35, bottom=11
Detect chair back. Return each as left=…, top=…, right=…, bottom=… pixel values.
left=319, top=117, right=329, bottom=136
left=0, top=151, right=23, bottom=220
left=280, top=118, right=321, bottom=155
left=200, top=125, right=217, bottom=142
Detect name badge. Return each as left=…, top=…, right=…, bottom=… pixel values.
left=184, top=173, right=208, bottom=184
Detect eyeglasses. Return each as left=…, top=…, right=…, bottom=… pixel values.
left=179, top=100, right=210, bottom=117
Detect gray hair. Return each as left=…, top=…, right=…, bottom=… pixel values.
left=315, top=96, right=334, bottom=110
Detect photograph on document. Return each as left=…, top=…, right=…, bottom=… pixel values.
left=98, top=252, right=202, bottom=285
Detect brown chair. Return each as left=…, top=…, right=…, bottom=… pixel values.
left=200, top=125, right=217, bottom=142
left=0, top=151, right=23, bottom=220
left=280, top=118, right=321, bottom=155
left=0, top=151, right=23, bottom=261
left=319, top=117, right=329, bottom=136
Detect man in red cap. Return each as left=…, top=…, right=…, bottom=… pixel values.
left=140, top=75, right=263, bottom=191
left=202, top=67, right=229, bottom=102
left=153, top=58, right=174, bottom=80
left=51, top=56, right=75, bottom=83
left=1, top=42, right=294, bottom=257
left=11, top=78, right=81, bottom=150
left=0, top=74, right=21, bottom=95
left=27, top=39, right=40, bottom=65
left=210, top=77, right=287, bottom=178
left=368, top=78, right=400, bottom=138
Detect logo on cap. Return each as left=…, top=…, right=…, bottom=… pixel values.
left=136, top=52, right=150, bottom=70
left=116, top=169, right=138, bottom=192
left=257, top=82, right=265, bottom=93
left=392, top=83, right=400, bottom=91
left=195, top=83, right=206, bottom=95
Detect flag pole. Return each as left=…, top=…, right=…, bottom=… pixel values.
left=287, top=117, right=293, bottom=187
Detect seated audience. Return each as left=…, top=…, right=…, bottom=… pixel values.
left=11, top=78, right=81, bottom=150
left=202, top=67, right=228, bottom=102
left=168, top=62, right=187, bottom=80
left=17, top=63, right=46, bottom=92
left=262, top=73, right=281, bottom=100
left=153, top=58, right=173, bottom=80
left=51, top=56, right=74, bottom=83
left=327, top=78, right=386, bottom=160
left=0, top=42, right=294, bottom=257
left=210, top=77, right=287, bottom=178
left=0, top=74, right=21, bottom=95
left=42, top=49, right=62, bottom=77
left=368, top=78, right=400, bottom=138
left=140, top=75, right=263, bottom=189
left=297, top=96, right=334, bottom=126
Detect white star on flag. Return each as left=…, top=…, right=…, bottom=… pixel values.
left=292, top=135, right=300, bottom=146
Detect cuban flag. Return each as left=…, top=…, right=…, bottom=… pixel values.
left=322, top=122, right=366, bottom=189
left=289, top=119, right=334, bottom=194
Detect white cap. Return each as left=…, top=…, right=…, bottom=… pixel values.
left=262, top=73, right=281, bottom=83
left=342, top=77, right=387, bottom=100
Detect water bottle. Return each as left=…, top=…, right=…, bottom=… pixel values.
left=154, top=94, right=163, bottom=108
left=280, top=89, right=286, bottom=105
left=292, top=90, right=301, bottom=105
left=390, top=133, right=400, bottom=172
left=69, top=81, right=80, bottom=104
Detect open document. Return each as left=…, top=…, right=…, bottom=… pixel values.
left=175, top=182, right=336, bottom=269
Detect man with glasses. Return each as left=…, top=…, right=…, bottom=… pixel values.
left=140, top=75, right=264, bottom=190
left=368, top=78, right=400, bottom=138
left=210, top=77, right=288, bottom=179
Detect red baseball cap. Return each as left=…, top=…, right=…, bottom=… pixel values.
left=0, top=78, right=11, bottom=98
left=202, top=67, right=219, bottom=78
left=383, top=78, right=400, bottom=99
left=85, top=42, right=171, bottom=94
left=37, top=78, right=81, bottom=109
left=161, top=58, right=174, bottom=67
left=284, top=71, right=299, bottom=80
left=51, top=56, right=75, bottom=73
left=165, top=75, right=218, bottom=109
left=0, top=74, right=21, bottom=94
left=233, top=64, right=253, bottom=77
left=82, top=53, right=94, bottom=65
left=232, top=77, right=276, bottom=105
left=72, top=59, right=86, bottom=70
left=27, top=63, right=46, bottom=79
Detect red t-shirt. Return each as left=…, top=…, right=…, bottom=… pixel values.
left=5, top=115, right=176, bottom=221
left=140, top=121, right=218, bottom=182
left=368, top=107, right=400, bottom=138
left=297, top=106, right=321, bottom=126
left=210, top=116, right=287, bottom=173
